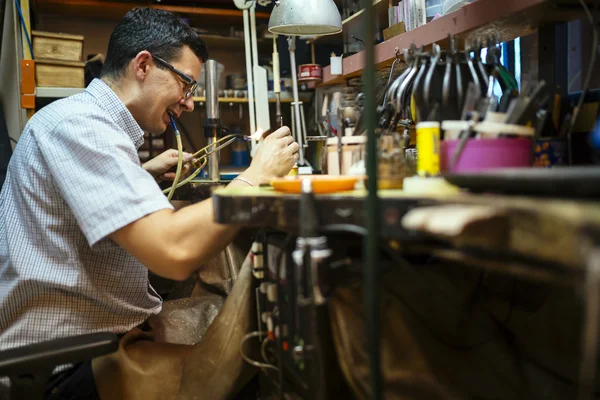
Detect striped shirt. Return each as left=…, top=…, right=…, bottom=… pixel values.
left=0, top=78, right=172, bottom=351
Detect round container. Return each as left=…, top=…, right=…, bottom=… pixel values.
left=416, top=121, right=441, bottom=177
left=484, top=111, right=508, bottom=123
left=441, top=138, right=532, bottom=173
left=441, top=120, right=470, bottom=140
left=298, top=64, right=322, bottom=82
left=231, top=139, right=250, bottom=167
left=226, top=74, right=246, bottom=90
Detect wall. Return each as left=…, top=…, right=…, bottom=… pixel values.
left=36, top=13, right=286, bottom=164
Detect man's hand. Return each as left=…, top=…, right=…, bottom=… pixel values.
left=142, top=149, right=193, bottom=181
left=242, top=126, right=299, bottom=184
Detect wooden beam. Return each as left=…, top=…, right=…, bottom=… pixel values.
left=35, top=0, right=270, bottom=22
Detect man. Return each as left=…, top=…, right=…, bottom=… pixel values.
left=0, top=7, right=299, bottom=398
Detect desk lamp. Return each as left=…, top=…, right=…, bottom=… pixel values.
left=268, top=0, right=342, bottom=173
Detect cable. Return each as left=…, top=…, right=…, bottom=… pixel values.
left=166, top=115, right=183, bottom=201
left=568, top=0, right=597, bottom=141
left=240, top=331, right=279, bottom=371
left=261, top=336, right=270, bottom=364
left=14, top=0, right=34, bottom=59
left=160, top=159, right=206, bottom=195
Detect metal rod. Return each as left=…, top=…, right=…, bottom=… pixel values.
left=273, top=35, right=283, bottom=127
left=362, top=0, right=382, bottom=398
left=289, top=36, right=305, bottom=165
left=299, top=101, right=308, bottom=154
left=242, top=8, right=257, bottom=150
left=205, top=59, right=220, bottom=181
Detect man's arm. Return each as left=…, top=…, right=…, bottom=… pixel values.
left=109, top=127, right=299, bottom=281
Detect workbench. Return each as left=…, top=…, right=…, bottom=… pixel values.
left=209, top=185, right=600, bottom=399
left=212, top=186, right=600, bottom=285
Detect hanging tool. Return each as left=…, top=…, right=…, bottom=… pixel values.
left=382, top=47, right=403, bottom=106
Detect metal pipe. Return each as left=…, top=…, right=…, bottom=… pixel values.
left=362, top=0, right=382, bottom=398
left=288, top=36, right=305, bottom=165
left=206, top=60, right=219, bottom=120
left=242, top=8, right=257, bottom=151
left=205, top=59, right=220, bottom=181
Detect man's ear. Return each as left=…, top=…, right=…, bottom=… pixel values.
left=132, top=50, right=152, bottom=81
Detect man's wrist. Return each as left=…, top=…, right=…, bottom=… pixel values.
left=239, top=166, right=266, bottom=186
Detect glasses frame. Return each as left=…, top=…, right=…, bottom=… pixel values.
left=153, top=54, right=198, bottom=99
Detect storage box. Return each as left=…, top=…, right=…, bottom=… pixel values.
left=35, top=59, right=86, bottom=88
left=32, top=31, right=84, bottom=62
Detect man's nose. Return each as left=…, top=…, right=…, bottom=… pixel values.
left=180, top=96, right=195, bottom=112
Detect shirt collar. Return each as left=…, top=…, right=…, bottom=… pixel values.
left=85, top=78, right=145, bottom=149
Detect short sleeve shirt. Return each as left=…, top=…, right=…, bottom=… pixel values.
left=0, top=79, right=173, bottom=350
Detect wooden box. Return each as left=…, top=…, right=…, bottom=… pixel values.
left=383, top=22, right=406, bottom=41
left=35, top=59, right=86, bottom=88
left=32, top=31, right=84, bottom=62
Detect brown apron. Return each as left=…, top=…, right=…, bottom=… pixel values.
left=92, top=246, right=258, bottom=400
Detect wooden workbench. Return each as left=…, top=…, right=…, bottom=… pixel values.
left=212, top=186, right=600, bottom=284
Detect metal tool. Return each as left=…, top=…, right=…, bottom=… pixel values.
left=382, top=47, right=403, bottom=106
left=273, top=35, right=283, bottom=128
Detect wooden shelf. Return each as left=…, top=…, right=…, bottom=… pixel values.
left=311, top=0, right=389, bottom=45
left=34, top=87, right=312, bottom=103
left=194, top=92, right=312, bottom=103
left=320, top=0, right=590, bottom=86
left=34, top=0, right=270, bottom=24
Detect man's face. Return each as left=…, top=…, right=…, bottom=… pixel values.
left=140, top=46, right=202, bottom=134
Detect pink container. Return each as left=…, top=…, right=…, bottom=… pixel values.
left=441, top=138, right=532, bottom=173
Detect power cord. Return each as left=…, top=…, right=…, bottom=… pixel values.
left=240, top=331, right=279, bottom=371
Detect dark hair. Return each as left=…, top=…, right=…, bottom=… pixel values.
left=100, top=7, right=208, bottom=79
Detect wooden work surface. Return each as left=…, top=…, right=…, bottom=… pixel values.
left=212, top=186, right=600, bottom=274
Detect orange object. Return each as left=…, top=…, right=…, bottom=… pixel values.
left=21, top=59, right=35, bottom=109
left=270, top=175, right=359, bottom=194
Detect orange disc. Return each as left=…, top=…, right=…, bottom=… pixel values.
left=270, top=175, right=359, bottom=194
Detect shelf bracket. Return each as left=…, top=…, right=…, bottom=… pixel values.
left=20, top=59, right=35, bottom=110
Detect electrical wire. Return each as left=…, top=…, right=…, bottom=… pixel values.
left=568, top=0, right=598, bottom=141
left=14, top=0, right=34, bottom=59
left=240, top=331, right=279, bottom=371
left=166, top=115, right=183, bottom=201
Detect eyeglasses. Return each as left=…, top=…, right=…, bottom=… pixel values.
left=153, top=55, right=198, bottom=99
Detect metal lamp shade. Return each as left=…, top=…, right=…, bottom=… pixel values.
left=268, top=0, right=342, bottom=36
